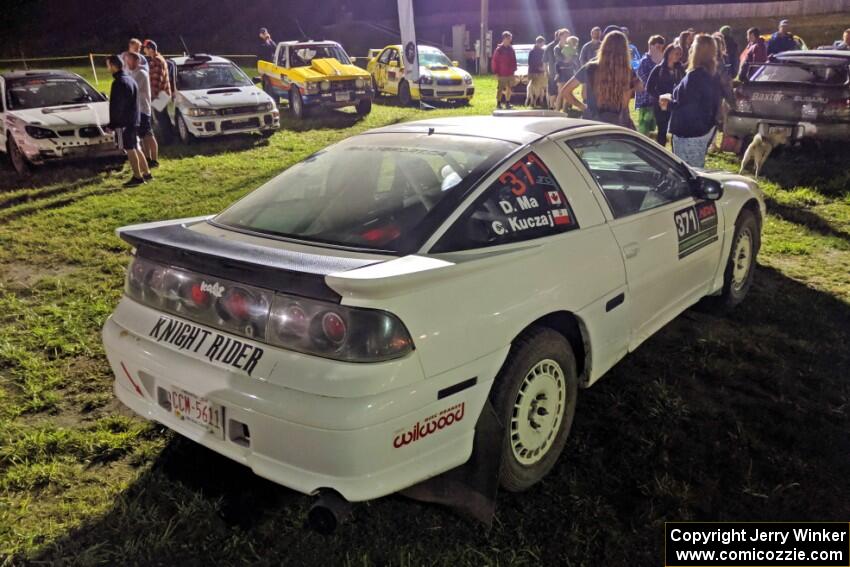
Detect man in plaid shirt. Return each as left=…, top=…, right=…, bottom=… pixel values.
left=143, top=40, right=170, bottom=167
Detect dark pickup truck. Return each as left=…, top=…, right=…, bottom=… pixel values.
left=725, top=50, right=850, bottom=144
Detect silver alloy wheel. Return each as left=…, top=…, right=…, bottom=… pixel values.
left=731, top=228, right=753, bottom=291
left=510, top=358, right=567, bottom=465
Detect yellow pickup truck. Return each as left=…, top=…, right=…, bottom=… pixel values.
left=258, top=41, right=373, bottom=119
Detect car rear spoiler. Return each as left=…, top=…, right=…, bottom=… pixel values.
left=117, top=216, right=382, bottom=303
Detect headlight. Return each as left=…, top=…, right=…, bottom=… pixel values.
left=305, top=82, right=320, bottom=94
left=24, top=125, right=57, bottom=139
left=258, top=101, right=274, bottom=112
left=186, top=107, right=216, bottom=117
left=463, top=74, right=473, bottom=85
left=355, top=77, right=365, bottom=89
left=320, top=80, right=331, bottom=92
left=419, top=75, right=433, bottom=85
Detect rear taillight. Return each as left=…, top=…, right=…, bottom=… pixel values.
left=823, top=99, right=850, bottom=119
left=267, top=294, right=412, bottom=361
left=734, top=92, right=753, bottom=113
left=125, top=255, right=413, bottom=362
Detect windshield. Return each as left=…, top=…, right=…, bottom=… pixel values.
left=215, top=133, right=514, bottom=253
left=515, top=49, right=531, bottom=66
left=290, top=44, right=351, bottom=66
left=418, top=47, right=452, bottom=67
left=176, top=63, right=252, bottom=90
left=5, top=76, right=103, bottom=110
left=752, top=62, right=849, bottom=85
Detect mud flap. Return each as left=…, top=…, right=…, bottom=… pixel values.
left=400, top=400, right=504, bottom=527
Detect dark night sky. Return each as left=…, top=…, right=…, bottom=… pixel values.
left=0, top=0, right=814, bottom=57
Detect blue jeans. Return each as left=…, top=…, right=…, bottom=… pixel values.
left=672, top=129, right=715, bottom=168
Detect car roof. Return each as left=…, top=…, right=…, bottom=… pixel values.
left=278, top=40, right=342, bottom=47
left=170, top=54, right=232, bottom=66
left=1, top=69, right=79, bottom=80
left=774, top=50, right=850, bottom=62
left=366, top=113, right=597, bottom=144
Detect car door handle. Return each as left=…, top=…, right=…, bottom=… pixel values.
left=623, top=243, right=640, bottom=259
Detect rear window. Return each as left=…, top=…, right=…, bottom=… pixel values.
left=214, top=133, right=514, bottom=253
left=752, top=62, right=849, bottom=85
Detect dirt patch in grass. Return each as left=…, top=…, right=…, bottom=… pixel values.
left=0, top=262, right=77, bottom=291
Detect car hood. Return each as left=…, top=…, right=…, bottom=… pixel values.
left=291, top=58, right=370, bottom=81
left=420, top=65, right=465, bottom=77
left=179, top=86, right=271, bottom=108
left=514, top=65, right=529, bottom=77
left=6, top=102, right=110, bottom=128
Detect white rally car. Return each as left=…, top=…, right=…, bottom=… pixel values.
left=103, top=113, right=765, bottom=508
left=1, top=70, right=120, bottom=175
left=165, top=54, right=279, bottom=143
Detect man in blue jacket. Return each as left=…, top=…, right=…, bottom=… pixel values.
left=105, top=54, right=151, bottom=187
left=768, top=20, right=799, bottom=55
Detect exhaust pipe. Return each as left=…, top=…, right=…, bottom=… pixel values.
left=307, top=489, right=352, bottom=534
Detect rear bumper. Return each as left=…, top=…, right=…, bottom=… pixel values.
left=726, top=113, right=850, bottom=141
left=102, top=299, right=498, bottom=501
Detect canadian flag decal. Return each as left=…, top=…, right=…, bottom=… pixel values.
left=545, top=190, right=562, bottom=206
left=552, top=208, right=572, bottom=225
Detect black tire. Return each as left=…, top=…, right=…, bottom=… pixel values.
left=7, top=137, right=31, bottom=176
left=176, top=112, right=194, bottom=144
left=356, top=97, right=372, bottom=116
left=715, top=208, right=760, bottom=309
left=290, top=89, right=305, bottom=119
left=260, top=129, right=275, bottom=139
left=153, top=110, right=174, bottom=144
left=398, top=80, right=412, bottom=106
left=490, top=327, right=578, bottom=492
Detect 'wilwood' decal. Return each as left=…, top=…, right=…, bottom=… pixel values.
left=393, top=403, right=465, bottom=448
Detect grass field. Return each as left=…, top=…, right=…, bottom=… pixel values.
left=0, top=72, right=849, bottom=566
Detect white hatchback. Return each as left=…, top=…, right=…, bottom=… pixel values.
left=103, top=113, right=765, bottom=503
left=166, top=54, right=279, bottom=143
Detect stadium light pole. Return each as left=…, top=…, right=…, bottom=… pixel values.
left=479, top=0, right=489, bottom=74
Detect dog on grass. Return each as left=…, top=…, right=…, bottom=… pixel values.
left=525, top=74, right=547, bottom=108
left=739, top=131, right=791, bottom=179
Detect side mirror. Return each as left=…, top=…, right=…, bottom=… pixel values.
left=252, top=76, right=262, bottom=84
left=452, top=60, right=460, bottom=67
left=695, top=177, right=724, bottom=201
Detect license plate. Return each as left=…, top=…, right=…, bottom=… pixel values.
left=335, top=91, right=351, bottom=102
left=230, top=118, right=252, bottom=126
left=170, top=387, right=225, bottom=439
left=768, top=125, right=792, bottom=136
left=801, top=104, right=818, bottom=119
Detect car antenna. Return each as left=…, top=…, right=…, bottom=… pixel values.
left=179, top=35, right=190, bottom=57
left=295, top=18, right=309, bottom=41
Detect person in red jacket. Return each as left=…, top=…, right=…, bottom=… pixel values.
left=492, top=31, right=518, bottom=109
left=738, top=27, right=768, bottom=80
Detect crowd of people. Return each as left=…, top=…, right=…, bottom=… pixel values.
left=104, top=38, right=170, bottom=186
left=491, top=21, right=848, bottom=169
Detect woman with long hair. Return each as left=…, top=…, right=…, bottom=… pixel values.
left=559, top=31, right=642, bottom=127
left=646, top=43, right=685, bottom=146
left=660, top=34, right=722, bottom=167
